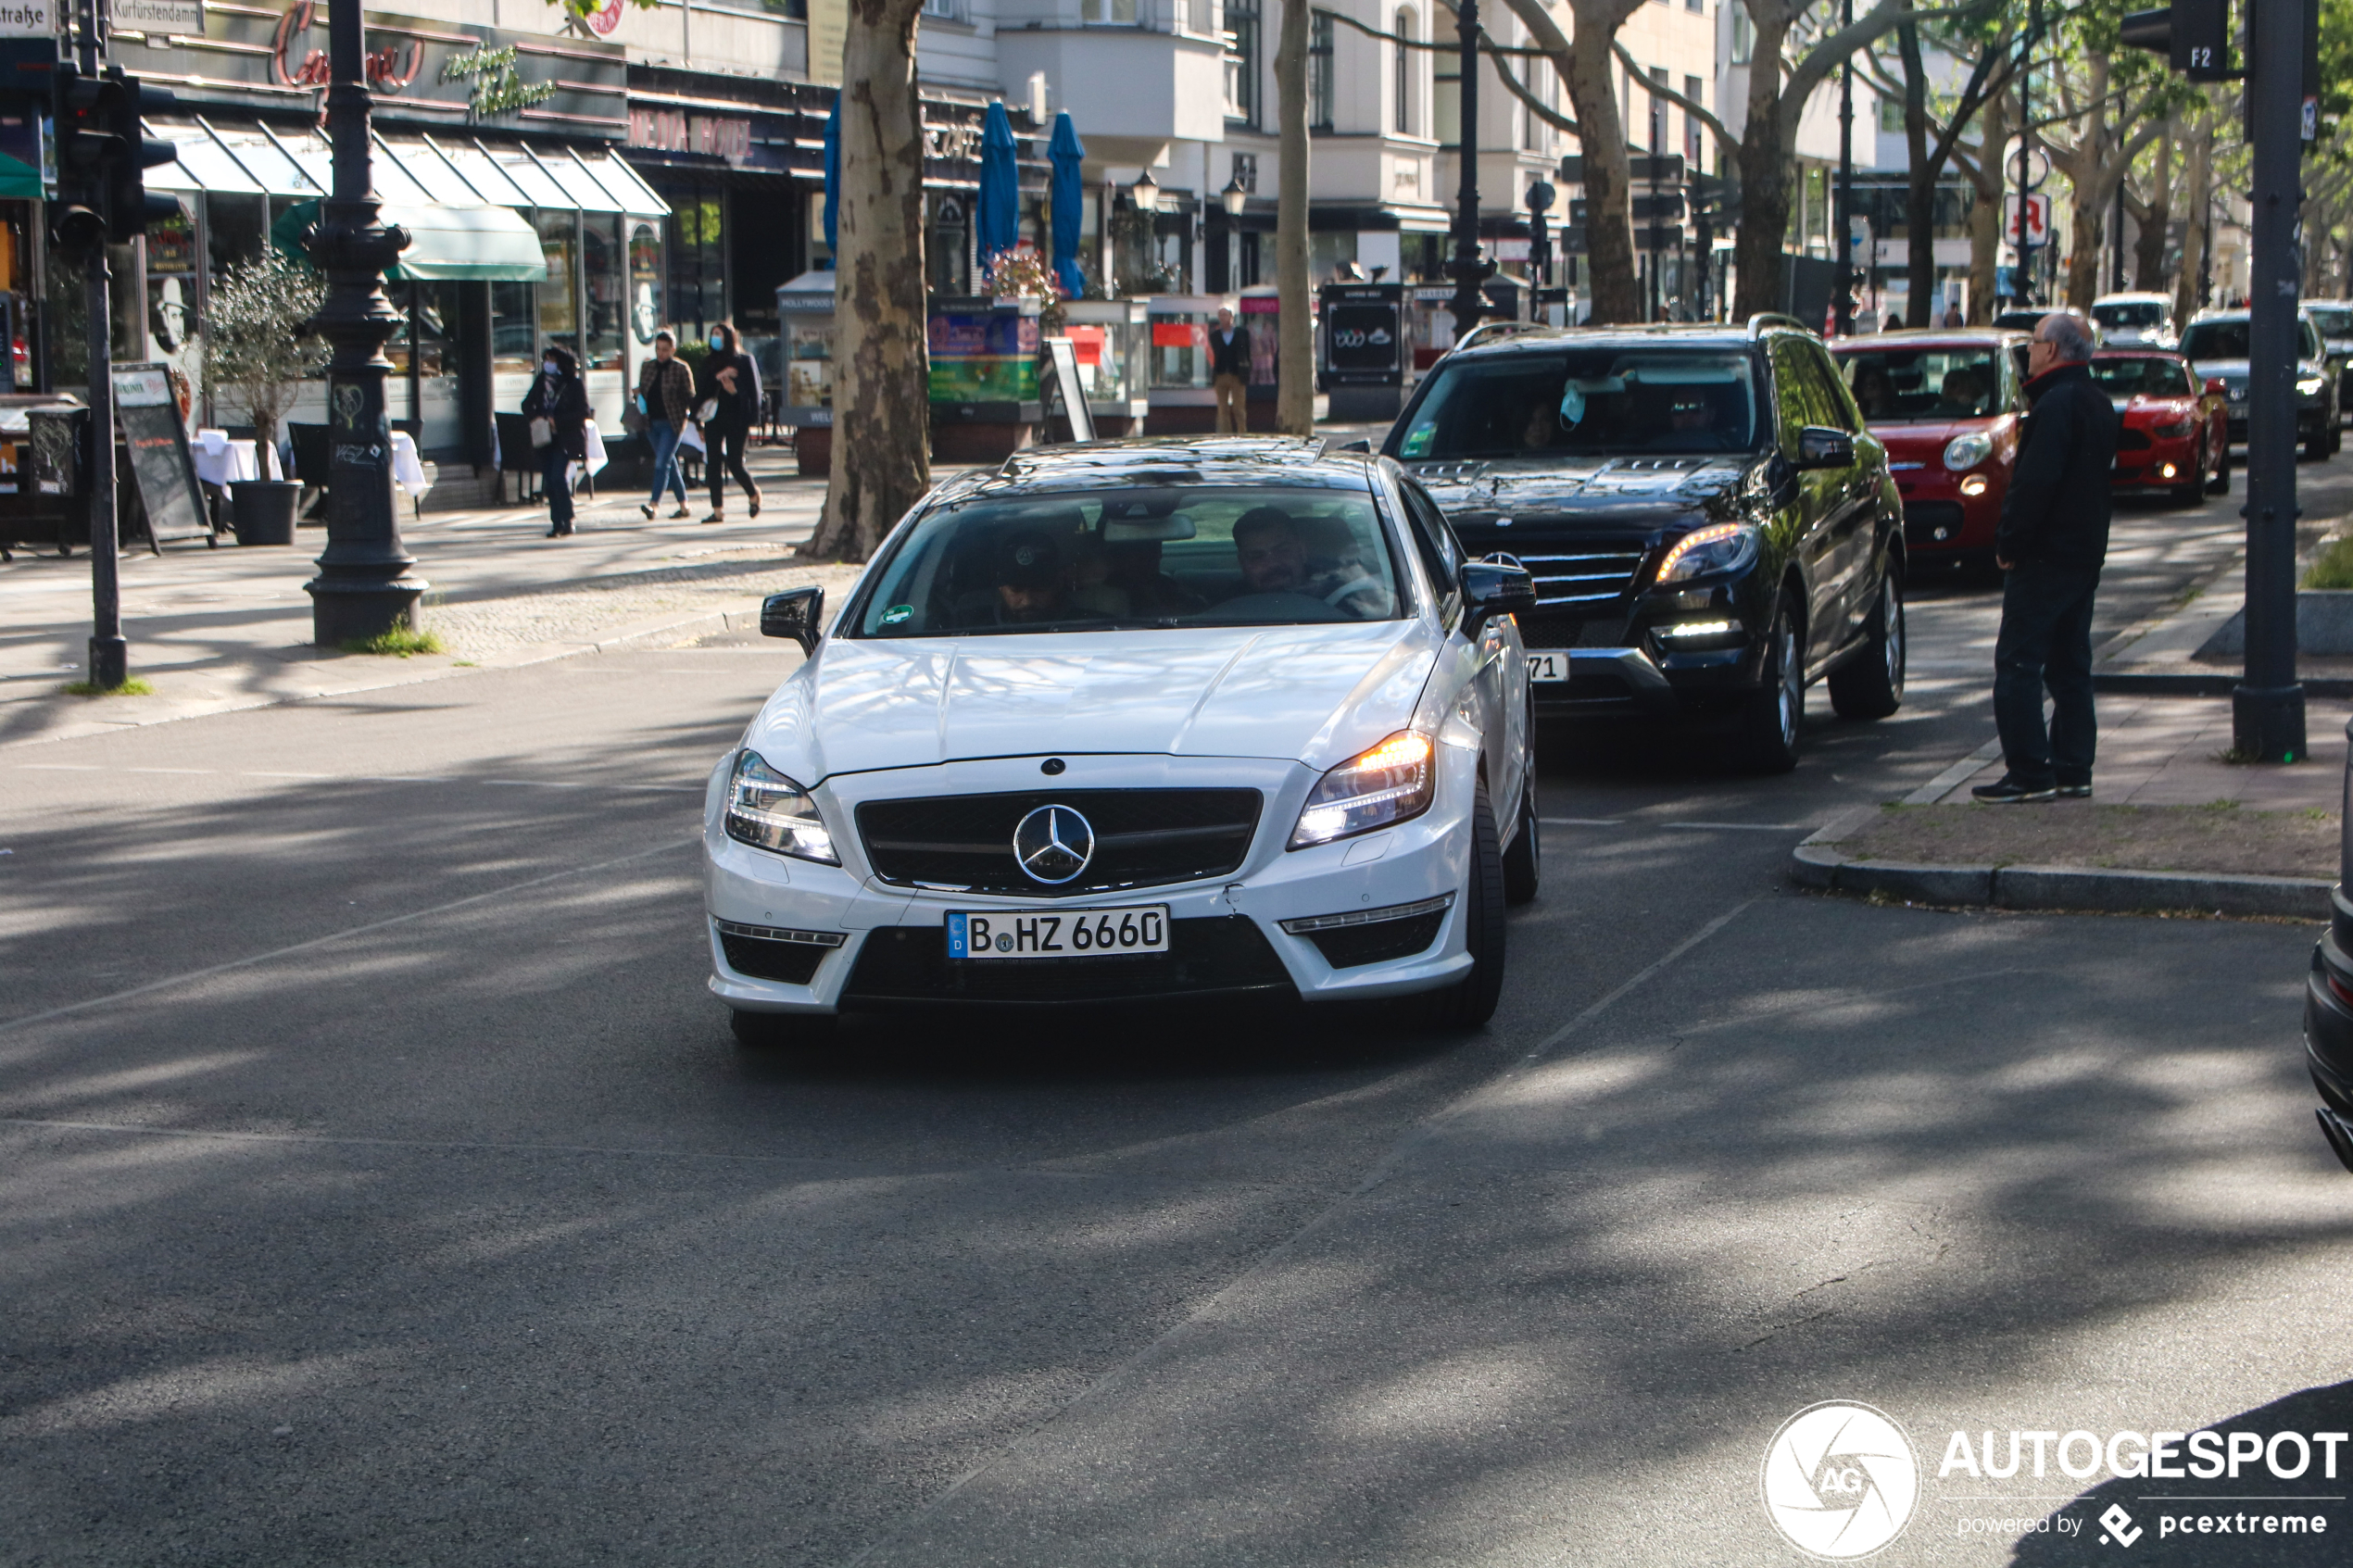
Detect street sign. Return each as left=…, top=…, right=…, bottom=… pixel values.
left=1569, top=193, right=1684, bottom=224
left=0, top=0, right=54, bottom=37
left=2004, top=194, right=2052, bottom=246
left=1556, top=153, right=1683, bottom=185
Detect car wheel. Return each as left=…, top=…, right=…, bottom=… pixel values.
left=730, top=1009, right=837, bottom=1048
left=2308, top=424, right=2332, bottom=462
left=1423, top=781, right=1507, bottom=1030
left=1501, top=772, right=1541, bottom=907
left=1732, top=592, right=1805, bottom=773
left=2172, top=443, right=2208, bottom=506
left=2208, top=437, right=2232, bottom=495
left=1830, top=571, right=1906, bottom=721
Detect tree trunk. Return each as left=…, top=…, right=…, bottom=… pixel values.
left=801, top=0, right=929, bottom=563
left=1900, top=21, right=1934, bottom=326
left=1275, top=0, right=1313, bottom=435
left=2174, top=105, right=2210, bottom=325
left=1730, top=7, right=1795, bottom=320
left=2133, top=121, right=2172, bottom=291
left=2060, top=56, right=2110, bottom=309
left=1964, top=90, right=2008, bottom=324
left=1564, top=5, right=1642, bottom=322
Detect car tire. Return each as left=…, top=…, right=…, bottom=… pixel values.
left=2172, top=444, right=2208, bottom=507
left=1732, top=592, right=1805, bottom=773
left=2308, top=424, right=2332, bottom=462
left=730, top=1009, right=837, bottom=1048
left=1501, top=773, right=1541, bottom=907
left=1829, top=571, right=1906, bottom=721
left=1423, top=781, right=1507, bottom=1030
left=2208, top=438, right=2232, bottom=495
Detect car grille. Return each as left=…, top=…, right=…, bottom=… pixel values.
left=2117, top=427, right=2153, bottom=451
left=716, top=922, right=845, bottom=985
left=1514, top=608, right=1629, bottom=647
left=1454, top=527, right=1651, bottom=608
left=840, top=917, right=1295, bottom=1004
left=1300, top=911, right=1447, bottom=969
left=855, top=788, right=1263, bottom=897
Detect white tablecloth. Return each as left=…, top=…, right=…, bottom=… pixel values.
left=389, top=430, right=425, bottom=494
left=190, top=431, right=264, bottom=489
left=489, top=420, right=611, bottom=485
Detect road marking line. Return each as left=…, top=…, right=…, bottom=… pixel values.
left=1662, top=821, right=1813, bottom=832
left=1521, top=898, right=1757, bottom=1063
left=11, top=763, right=696, bottom=793
left=0, top=834, right=698, bottom=1035
left=1539, top=816, right=1624, bottom=826
left=1905, top=735, right=2005, bottom=805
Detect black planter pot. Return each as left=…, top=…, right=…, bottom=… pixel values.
left=231, top=480, right=301, bottom=546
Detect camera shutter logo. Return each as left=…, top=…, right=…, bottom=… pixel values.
left=1761, top=1401, right=1919, bottom=1559
left=1013, top=804, right=1094, bottom=884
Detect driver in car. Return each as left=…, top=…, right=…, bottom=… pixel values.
left=1654, top=388, right=1730, bottom=449
left=955, top=529, right=1072, bottom=626
left=1231, top=508, right=1389, bottom=619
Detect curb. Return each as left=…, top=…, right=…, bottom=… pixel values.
left=2092, top=671, right=2353, bottom=698
left=1789, top=809, right=2332, bottom=919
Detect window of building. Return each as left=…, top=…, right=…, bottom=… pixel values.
left=1648, top=66, right=1667, bottom=153
left=1686, top=0, right=1703, bottom=12
left=663, top=182, right=726, bottom=339
left=1434, top=49, right=1459, bottom=143
left=1226, top=0, right=1260, bottom=124
left=1879, top=94, right=1906, bottom=134
left=1730, top=6, right=1752, bottom=64
left=1232, top=150, right=1258, bottom=192
left=534, top=210, right=578, bottom=364
left=1082, top=0, right=1138, bottom=21
left=919, top=0, right=958, bottom=18
left=1394, top=10, right=1415, bottom=135
left=1310, top=12, right=1335, bottom=131
left=1685, top=74, right=1705, bottom=168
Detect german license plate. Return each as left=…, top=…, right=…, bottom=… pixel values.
left=1526, top=650, right=1571, bottom=683
left=947, top=904, right=1171, bottom=960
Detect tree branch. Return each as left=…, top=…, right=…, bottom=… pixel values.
left=1612, top=37, right=1739, bottom=150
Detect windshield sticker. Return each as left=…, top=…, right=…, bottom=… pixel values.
left=881, top=604, right=914, bottom=626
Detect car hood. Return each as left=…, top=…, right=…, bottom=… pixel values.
left=746, top=621, right=1442, bottom=782
left=1404, top=454, right=1756, bottom=524
left=2191, top=358, right=2251, bottom=380
left=1869, top=419, right=1975, bottom=452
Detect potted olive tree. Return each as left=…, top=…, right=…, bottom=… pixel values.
left=200, top=251, right=324, bottom=545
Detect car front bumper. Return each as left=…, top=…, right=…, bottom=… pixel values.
left=2110, top=433, right=2203, bottom=489
left=1893, top=468, right=2004, bottom=558
left=704, top=746, right=1482, bottom=1014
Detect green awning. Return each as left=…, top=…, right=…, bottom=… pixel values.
left=0, top=151, right=44, bottom=202
left=271, top=199, right=547, bottom=282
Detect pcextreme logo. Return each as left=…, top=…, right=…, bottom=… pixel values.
left=1762, top=1401, right=1920, bottom=1559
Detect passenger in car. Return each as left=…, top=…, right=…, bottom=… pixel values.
left=1103, top=537, right=1205, bottom=616
left=1068, top=535, right=1133, bottom=618
left=1233, top=508, right=1390, bottom=619
left=952, top=530, right=1074, bottom=626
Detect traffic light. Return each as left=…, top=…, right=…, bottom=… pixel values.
left=2121, top=2, right=2235, bottom=81
left=45, top=64, right=177, bottom=250
left=105, top=69, right=178, bottom=240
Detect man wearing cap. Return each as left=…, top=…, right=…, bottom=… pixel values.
left=954, top=530, right=1071, bottom=626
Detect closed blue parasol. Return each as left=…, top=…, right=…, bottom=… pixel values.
left=822, top=92, right=840, bottom=256
left=976, top=100, right=1019, bottom=274
left=1048, top=111, right=1086, bottom=298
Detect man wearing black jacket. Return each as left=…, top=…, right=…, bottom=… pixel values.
left=1209, top=307, right=1251, bottom=433
left=1975, top=310, right=2120, bottom=803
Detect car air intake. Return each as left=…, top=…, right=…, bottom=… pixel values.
left=716, top=922, right=846, bottom=985
left=841, top=917, right=1295, bottom=1004
left=856, top=788, right=1262, bottom=897
left=1281, top=894, right=1453, bottom=969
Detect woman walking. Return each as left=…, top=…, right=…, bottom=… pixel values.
left=637, top=330, right=694, bottom=520
left=694, top=321, right=761, bottom=522
left=522, top=344, right=589, bottom=538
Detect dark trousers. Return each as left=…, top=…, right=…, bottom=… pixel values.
left=1993, top=560, right=2101, bottom=788
left=542, top=445, right=574, bottom=531
left=707, top=423, right=756, bottom=510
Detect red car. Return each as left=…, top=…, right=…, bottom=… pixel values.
left=2091, top=350, right=2230, bottom=504
left=1830, top=330, right=2030, bottom=577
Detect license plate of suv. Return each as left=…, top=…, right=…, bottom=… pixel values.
left=948, top=904, right=1171, bottom=960
left=1526, top=650, right=1571, bottom=683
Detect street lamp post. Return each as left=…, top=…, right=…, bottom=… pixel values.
left=1445, top=0, right=1491, bottom=339
left=302, top=0, right=423, bottom=646
left=1834, top=0, right=1854, bottom=336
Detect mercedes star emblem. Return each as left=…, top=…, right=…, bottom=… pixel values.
left=1013, top=804, right=1095, bottom=885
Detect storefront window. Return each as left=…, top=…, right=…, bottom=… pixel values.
left=665, top=182, right=724, bottom=336
left=206, top=193, right=266, bottom=275
left=583, top=214, right=623, bottom=370
left=492, top=279, right=537, bottom=373
left=145, top=201, right=197, bottom=359
left=535, top=210, right=579, bottom=361
left=629, top=221, right=661, bottom=346
left=388, top=282, right=451, bottom=377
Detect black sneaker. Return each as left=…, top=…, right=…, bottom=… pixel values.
left=2056, top=782, right=2092, bottom=798
left=1972, top=776, right=2057, bottom=804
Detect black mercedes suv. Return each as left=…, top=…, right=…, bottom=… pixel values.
left=1382, top=315, right=1906, bottom=771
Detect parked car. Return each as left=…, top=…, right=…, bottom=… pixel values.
left=1383, top=316, right=1906, bottom=773
left=2181, top=308, right=2342, bottom=459
left=2305, top=301, right=2353, bottom=420
left=2089, top=349, right=2230, bottom=503
left=2091, top=291, right=2179, bottom=349
left=707, top=438, right=1539, bottom=1043
left=1992, top=307, right=2061, bottom=334
left=2304, top=733, right=2353, bottom=1174
left=1830, top=329, right=2028, bottom=577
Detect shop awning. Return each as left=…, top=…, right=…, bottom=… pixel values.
left=0, top=152, right=41, bottom=201
left=268, top=196, right=549, bottom=282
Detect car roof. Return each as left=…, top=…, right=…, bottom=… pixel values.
left=1440, top=320, right=1780, bottom=360
left=2093, top=347, right=2191, bottom=359
left=927, top=437, right=1385, bottom=505
left=1830, top=329, right=2027, bottom=351
left=2094, top=292, right=2172, bottom=305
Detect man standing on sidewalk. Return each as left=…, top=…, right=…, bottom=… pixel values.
left=1975, top=311, right=2119, bottom=804
left=1210, top=307, right=1251, bottom=433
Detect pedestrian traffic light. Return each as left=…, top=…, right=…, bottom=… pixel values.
left=49, top=62, right=109, bottom=251
left=104, top=70, right=179, bottom=240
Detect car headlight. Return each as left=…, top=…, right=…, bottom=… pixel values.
left=1943, top=432, right=1994, bottom=470
left=1290, top=731, right=1435, bottom=849
left=2151, top=419, right=2195, bottom=439
left=723, top=749, right=839, bottom=864
left=1653, top=521, right=1760, bottom=586
left=2299, top=374, right=2326, bottom=396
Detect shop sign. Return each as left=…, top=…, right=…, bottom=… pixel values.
left=922, top=115, right=982, bottom=164
left=114, top=0, right=203, bottom=33
left=583, top=0, right=624, bottom=36
left=0, top=0, right=53, bottom=38
left=626, top=107, right=749, bottom=163
left=274, top=0, right=419, bottom=90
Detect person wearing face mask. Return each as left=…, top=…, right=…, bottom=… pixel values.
left=521, top=344, right=590, bottom=537
left=693, top=321, right=761, bottom=523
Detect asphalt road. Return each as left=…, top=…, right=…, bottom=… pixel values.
left=5, top=461, right=2352, bottom=1567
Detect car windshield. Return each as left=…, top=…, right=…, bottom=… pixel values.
left=1394, top=348, right=1760, bottom=459
left=2092, top=357, right=2195, bottom=397
left=2094, top=302, right=2167, bottom=329
left=849, top=485, right=1406, bottom=636
left=1836, top=346, right=2001, bottom=420
left=2309, top=307, right=2353, bottom=337
left=2182, top=320, right=2250, bottom=360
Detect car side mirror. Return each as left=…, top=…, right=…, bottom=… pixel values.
left=1459, top=557, right=1539, bottom=635
left=2204, top=377, right=2228, bottom=396
left=760, top=585, right=825, bottom=655
left=1335, top=437, right=1372, bottom=453
left=1794, top=426, right=1856, bottom=470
